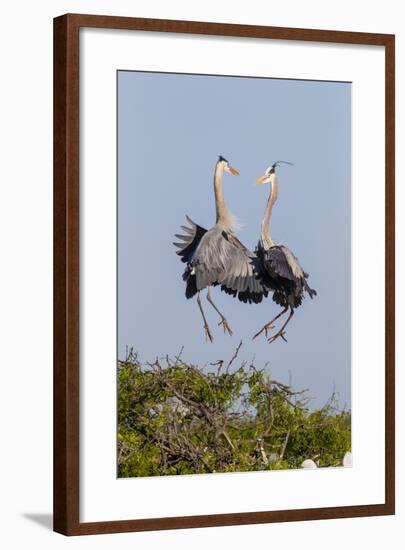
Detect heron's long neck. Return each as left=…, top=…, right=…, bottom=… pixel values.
left=214, top=162, right=234, bottom=231
left=261, top=174, right=278, bottom=249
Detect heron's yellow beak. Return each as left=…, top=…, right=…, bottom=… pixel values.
left=229, top=166, right=240, bottom=176
left=255, top=174, right=268, bottom=185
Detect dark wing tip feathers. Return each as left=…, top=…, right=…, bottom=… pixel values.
left=173, top=215, right=208, bottom=264
left=174, top=216, right=208, bottom=298
left=218, top=249, right=268, bottom=304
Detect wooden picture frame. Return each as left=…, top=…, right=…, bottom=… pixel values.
left=54, top=13, right=395, bottom=535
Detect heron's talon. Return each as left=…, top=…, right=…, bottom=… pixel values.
left=252, top=324, right=274, bottom=341
left=268, top=330, right=288, bottom=344
left=264, top=324, right=275, bottom=338
left=204, top=324, right=214, bottom=343
left=218, top=319, right=233, bottom=336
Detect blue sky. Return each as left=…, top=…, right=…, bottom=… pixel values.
left=117, top=71, right=351, bottom=408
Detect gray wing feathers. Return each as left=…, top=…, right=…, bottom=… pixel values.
left=174, top=219, right=267, bottom=302
left=264, top=244, right=317, bottom=301
left=173, top=216, right=208, bottom=264
left=191, top=228, right=226, bottom=290
left=266, top=245, right=305, bottom=281
left=192, top=229, right=264, bottom=296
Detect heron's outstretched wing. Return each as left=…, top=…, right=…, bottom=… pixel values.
left=176, top=223, right=267, bottom=303
left=218, top=232, right=268, bottom=304
left=264, top=245, right=303, bottom=281
left=173, top=215, right=208, bottom=264
left=261, top=244, right=317, bottom=300
left=189, top=229, right=266, bottom=303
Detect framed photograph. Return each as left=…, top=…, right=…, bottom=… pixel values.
left=53, top=13, right=395, bottom=535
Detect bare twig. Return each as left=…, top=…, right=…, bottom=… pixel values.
left=226, top=340, right=243, bottom=373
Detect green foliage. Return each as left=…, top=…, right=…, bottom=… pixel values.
left=118, top=346, right=351, bottom=477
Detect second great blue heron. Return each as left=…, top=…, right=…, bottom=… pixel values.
left=174, top=156, right=267, bottom=342
left=253, top=161, right=317, bottom=343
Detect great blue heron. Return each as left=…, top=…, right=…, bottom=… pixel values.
left=174, top=156, right=267, bottom=342
left=252, top=161, right=317, bottom=343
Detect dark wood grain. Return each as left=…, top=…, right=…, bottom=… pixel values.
left=384, top=35, right=395, bottom=516
left=53, top=14, right=80, bottom=535
left=59, top=13, right=394, bottom=45
left=53, top=13, right=395, bottom=536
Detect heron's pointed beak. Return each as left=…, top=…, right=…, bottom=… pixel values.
left=255, top=174, right=268, bottom=185
left=228, top=166, right=240, bottom=176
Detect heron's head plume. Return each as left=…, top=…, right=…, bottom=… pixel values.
left=217, top=155, right=240, bottom=177
left=255, top=160, right=294, bottom=185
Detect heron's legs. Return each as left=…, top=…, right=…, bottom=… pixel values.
left=196, top=292, right=213, bottom=343
left=268, top=307, right=295, bottom=344
left=252, top=306, right=288, bottom=341
left=206, top=287, right=233, bottom=336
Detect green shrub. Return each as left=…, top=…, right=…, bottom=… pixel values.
left=118, top=345, right=351, bottom=477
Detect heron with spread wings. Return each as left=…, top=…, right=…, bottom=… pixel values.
left=252, top=161, right=317, bottom=343
left=174, top=156, right=267, bottom=342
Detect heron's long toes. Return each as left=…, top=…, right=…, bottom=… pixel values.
left=219, top=319, right=233, bottom=336
left=268, top=330, right=288, bottom=344
left=252, top=324, right=274, bottom=341
left=204, top=324, right=214, bottom=343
